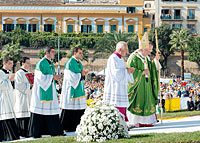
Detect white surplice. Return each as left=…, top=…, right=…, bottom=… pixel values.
left=103, top=54, right=134, bottom=107
left=14, top=69, right=32, bottom=118
left=30, top=70, right=60, bottom=115
left=0, top=69, right=15, bottom=120
left=60, top=69, right=87, bottom=110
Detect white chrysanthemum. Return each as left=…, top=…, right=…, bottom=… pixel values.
left=97, top=123, right=103, bottom=130
left=76, top=100, right=130, bottom=142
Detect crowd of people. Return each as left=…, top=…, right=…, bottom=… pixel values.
left=84, top=75, right=200, bottom=113
left=84, top=76, right=104, bottom=100
left=160, top=80, right=200, bottom=99
left=159, top=77, right=200, bottom=110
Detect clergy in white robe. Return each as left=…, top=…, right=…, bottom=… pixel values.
left=103, top=41, right=134, bottom=122
left=14, top=57, right=32, bottom=137
left=29, top=47, right=63, bottom=138
left=0, top=57, right=19, bottom=142
left=60, top=47, right=88, bottom=132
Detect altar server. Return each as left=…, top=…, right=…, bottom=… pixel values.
left=0, top=57, right=19, bottom=141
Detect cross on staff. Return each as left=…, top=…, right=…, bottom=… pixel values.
left=57, top=25, right=61, bottom=75
left=155, top=29, right=163, bottom=124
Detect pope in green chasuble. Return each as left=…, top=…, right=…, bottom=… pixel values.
left=127, top=32, right=160, bottom=125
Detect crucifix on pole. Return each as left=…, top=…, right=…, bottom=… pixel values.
left=57, top=23, right=61, bottom=75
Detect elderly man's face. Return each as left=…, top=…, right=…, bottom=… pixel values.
left=141, top=48, right=149, bottom=57
left=147, top=43, right=153, bottom=55
left=121, top=44, right=128, bottom=56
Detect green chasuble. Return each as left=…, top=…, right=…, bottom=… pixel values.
left=35, top=57, right=56, bottom=103
left=127, top=51, right=159, bottom=116
left=65, top=57, right=85, bottom=100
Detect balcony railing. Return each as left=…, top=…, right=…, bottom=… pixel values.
left=161, top=15, right=184, bottom=20
left=187, top=16, right=195, bottom=20
left=160, top=15, right=172, bottom=20
left=189, top=30, right=197, bottom=35
left=174, top=16, right=183, bottom=20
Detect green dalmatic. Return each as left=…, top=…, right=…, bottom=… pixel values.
left=65, top=57, right=85, bottom=100
left=35, top=58, right=56, bottom=103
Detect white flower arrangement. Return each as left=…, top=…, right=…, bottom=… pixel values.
left=76, top=100, right=130, bottom=142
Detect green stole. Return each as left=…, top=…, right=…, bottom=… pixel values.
left=65, top=57, right=85, bottom=100
left=35, top=57, right=55, bottom=103
left=127, top=51, right=159, bottom=116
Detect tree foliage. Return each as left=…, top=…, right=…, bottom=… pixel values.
left=1, top=42, right=24, bottom=72
left=0, top=30, right=104, bottom=49
left=149, top=24, right=175, bottom=73
left=169, top=29, right=192, bottom=80
left=188, top=37, right=200, bottom=66
left=93, top=31, right=138, bottom=61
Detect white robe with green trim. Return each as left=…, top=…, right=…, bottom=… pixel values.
left=30, top=58, right=61, bottom=115
left=60, top=57, right=87, bottom=110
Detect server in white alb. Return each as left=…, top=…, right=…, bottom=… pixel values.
left=14, top=57, right=32, bottom=137
left=0, top=57, right=19, bottom=142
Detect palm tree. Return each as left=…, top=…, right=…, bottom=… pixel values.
left=93, top=31, right=136, bottom=61
left=169, top=29, right=192, bottom=80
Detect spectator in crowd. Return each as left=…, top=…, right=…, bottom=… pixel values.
left=182, top=87, right=188, bottom=97
left=177, top=87, right=181, bottom=97
left=187, top=96, right=194, bottom=111
left=158, top=94, right=165, bottom=113
left=195, top=96, right=200, bottom=111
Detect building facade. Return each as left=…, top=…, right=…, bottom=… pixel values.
left=144, top=0, right=155, bottom=28
left=0, top=0, right=151, bottom=34
left=155, top=0, right=200, bottom=35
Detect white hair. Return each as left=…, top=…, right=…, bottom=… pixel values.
left=116, top=41, right=127, bottom=51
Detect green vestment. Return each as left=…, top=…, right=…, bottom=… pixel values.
left=127, top=51, right=159, bottom=116
left=65, top=57, right=85, bottom=100
left=35, top=57, right=56, bottom=103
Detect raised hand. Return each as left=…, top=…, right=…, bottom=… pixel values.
left=127, top=68, right=135, bottom=74
left=53, top=75, right=61, bottom=81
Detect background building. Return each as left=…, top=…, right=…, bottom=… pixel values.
left=155, top=0, right=200, bottom=35
left=144, top=0, right=156, bottom=28
left=0, top=0, right=151, bottom=34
